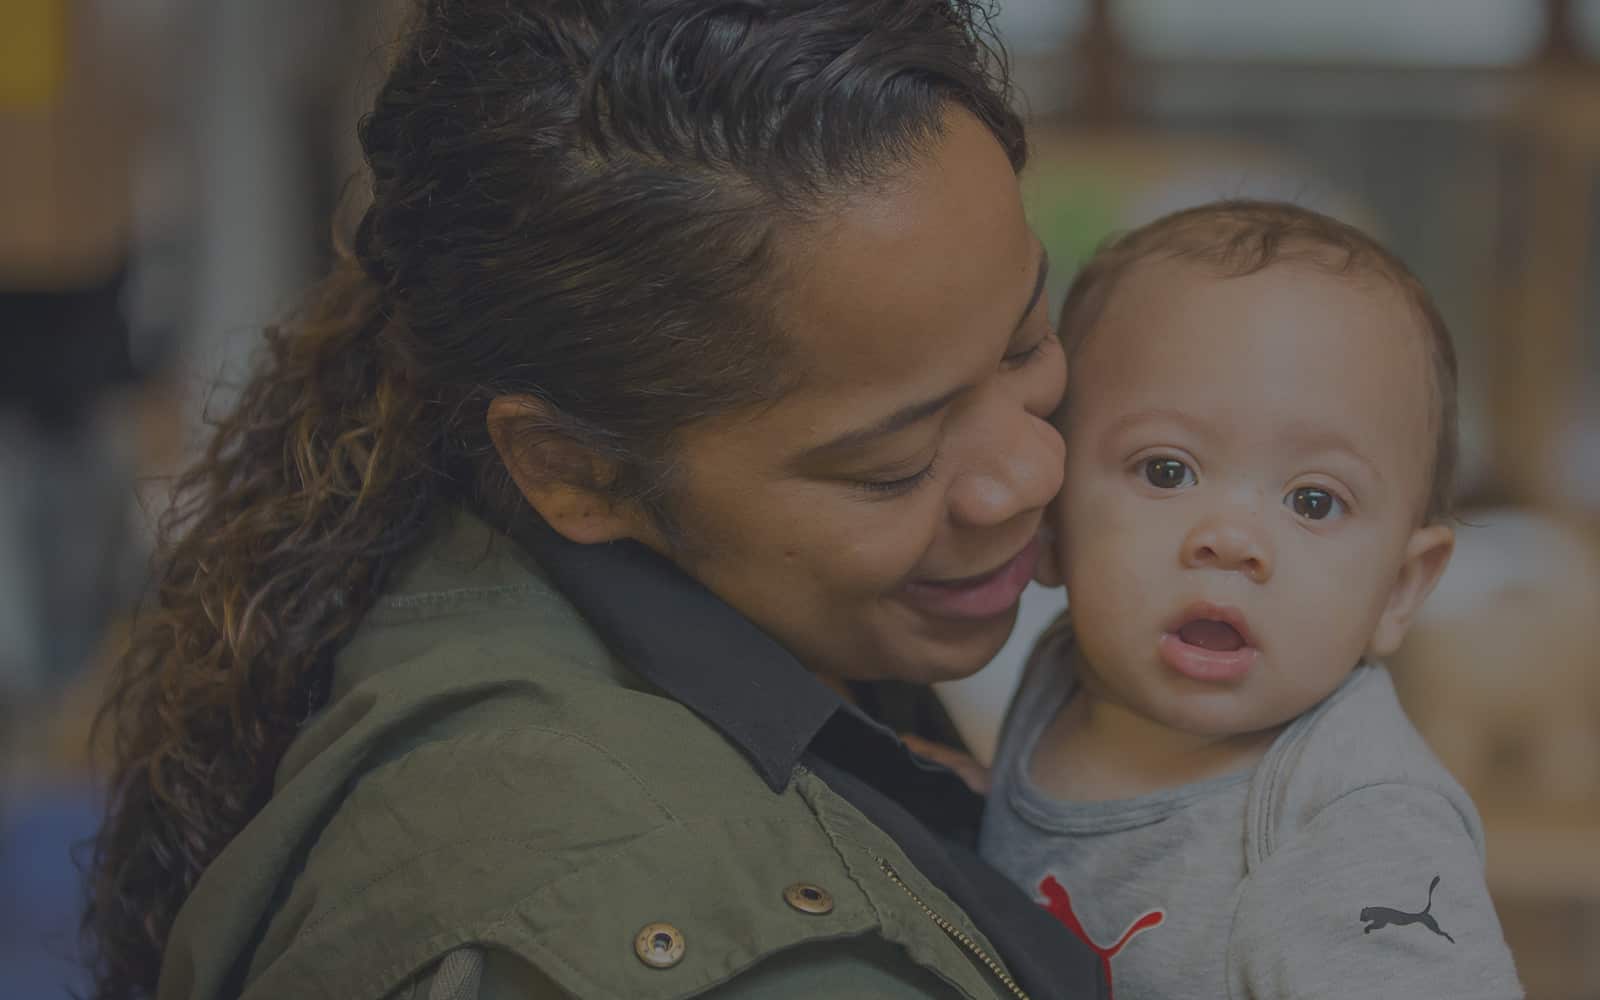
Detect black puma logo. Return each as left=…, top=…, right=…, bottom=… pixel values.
left=1360, top=875, right=1454, bottom=944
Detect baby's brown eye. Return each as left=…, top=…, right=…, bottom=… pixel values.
left=1287, top=487, right=1343, bottom=520
left=1144, top=459, right=1194, bottom=490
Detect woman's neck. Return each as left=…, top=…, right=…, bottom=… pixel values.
left=817, top=672, right=858, bottom=704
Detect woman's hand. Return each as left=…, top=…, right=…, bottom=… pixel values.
left=900, top=733, right=992, bottom=796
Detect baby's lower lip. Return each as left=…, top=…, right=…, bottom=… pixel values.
left=900, top=537, right=1039, bottom=622
left=1159, top=632, right=1258, bottom=683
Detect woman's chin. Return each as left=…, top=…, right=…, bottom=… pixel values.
left=899, top=609, right=1022, bottom=684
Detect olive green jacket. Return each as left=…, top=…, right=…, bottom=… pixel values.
left=158, top=511, right=1066, bottom=999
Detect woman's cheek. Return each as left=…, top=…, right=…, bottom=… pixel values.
left=847, top=496, right=946, bottom=588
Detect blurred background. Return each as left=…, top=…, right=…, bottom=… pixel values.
left=1, top=1, right=1597, bottom=997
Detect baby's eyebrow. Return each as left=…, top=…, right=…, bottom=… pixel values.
left=1103, top=407, right=1210, bottom=439
left=1280, top=426, right=1381, bottom=481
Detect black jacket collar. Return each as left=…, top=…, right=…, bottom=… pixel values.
left=517, top=520, right=984, bottom=839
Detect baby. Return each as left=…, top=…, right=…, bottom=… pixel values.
left=979, top=201, right=1523, bottom=999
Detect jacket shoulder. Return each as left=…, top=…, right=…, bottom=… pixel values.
left=244, top=673, right=897, bottom=999
left=1245, top=664, right=1484, bottom=866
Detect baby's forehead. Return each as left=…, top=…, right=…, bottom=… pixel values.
left=1064, top=257, right=1440, bottom=458
left=1117, top=249, right=1403, bottom=311
left=1085, top=254, right=1431, bottom=364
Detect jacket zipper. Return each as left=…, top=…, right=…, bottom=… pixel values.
left=877, top=856, right=1032, bottom=1000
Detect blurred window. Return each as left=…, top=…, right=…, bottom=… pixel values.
left=993, top=0, right=1087, bottom=55
left=1117, top=0, right=1542, bottom=65
left=1576, top=0, right=1600, bottom=57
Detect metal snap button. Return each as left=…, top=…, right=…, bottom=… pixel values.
left=634, top=922, right=686, bottom=968
left=783, top=882, right=835, bottom=915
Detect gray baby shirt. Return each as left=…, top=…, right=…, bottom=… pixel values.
left=979, top=627, right=1523, bottom=999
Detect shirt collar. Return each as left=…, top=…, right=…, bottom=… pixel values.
left=515, top=518, right=842, bottom=791
left=515, top=518, right=987, bottom=840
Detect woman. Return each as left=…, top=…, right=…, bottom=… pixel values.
left=86, top=2, right=1101, bottom=997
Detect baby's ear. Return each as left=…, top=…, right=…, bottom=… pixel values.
left=1369, top=522, right=1455, bottom=658
left=1033, top=510, right=1065, bottom=588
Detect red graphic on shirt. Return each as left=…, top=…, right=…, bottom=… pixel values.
left=1038, top=875, right=1165, bottom=1000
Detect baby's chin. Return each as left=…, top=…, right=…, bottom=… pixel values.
left=1137, top=683, right=1312, bottom=743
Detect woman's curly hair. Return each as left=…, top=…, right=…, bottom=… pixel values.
left=82, top=2, right=1024, bottom=996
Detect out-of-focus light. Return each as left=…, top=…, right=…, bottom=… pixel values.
left=994, top=0, right=1086, bottom=56
left=1118, top=0, right=1542, bottom=66
left=1574, top=0, right=1600, bottom=58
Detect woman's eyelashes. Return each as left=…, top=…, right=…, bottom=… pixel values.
left=852, top=332, right=1053, bottom=499
left=1001, top=329, right=1056, bottom=370
left=854, top=454, right=939, bottom=498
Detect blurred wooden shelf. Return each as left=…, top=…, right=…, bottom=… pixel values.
left=1480, top=803, right=1600, bottom=901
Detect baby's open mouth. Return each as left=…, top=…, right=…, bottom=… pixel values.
left=1177, top=619, right=1247, bottom=652
left=1162, top=603, right=1258, bottom=682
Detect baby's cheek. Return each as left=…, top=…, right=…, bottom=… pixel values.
left=1285, top=550, right=1382, bottom=653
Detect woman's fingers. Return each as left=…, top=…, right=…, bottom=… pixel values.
left=900, top=733, right=992, bottom=796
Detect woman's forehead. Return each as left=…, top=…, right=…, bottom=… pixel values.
left=766, top=114, right=1038, bottom=401
left=670, top=115, right=1042, bottom=476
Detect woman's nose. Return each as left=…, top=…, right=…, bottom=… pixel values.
left=947, top=408, right=1065, bottom=528
left=1181, top=514, right=1274, bottom=583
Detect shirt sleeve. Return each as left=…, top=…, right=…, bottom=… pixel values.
left=1227, top=782, right=1524, bottom=1000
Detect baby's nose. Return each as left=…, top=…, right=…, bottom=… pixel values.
left=1181, top=517, right=1273, bottom=583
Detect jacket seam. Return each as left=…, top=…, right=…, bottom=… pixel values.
left=344, top=813, right=851, bottom=1000
left=379, top=583, right=552, bottom=610
left=368, top=583, right=576, bottom=626
left=292, top=724, right=682, bottom=943
left=372, top=722, right=681, bottom=822
left=467, top=814, right=887, bottom=1000
left=339, top=825, right=690, bottom=1000
left=293, top=830, right=663, bottom=943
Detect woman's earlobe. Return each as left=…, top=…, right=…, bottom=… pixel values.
left=486, top=395, right=644, bottom=545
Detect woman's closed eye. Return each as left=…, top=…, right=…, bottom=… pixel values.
left=854, top=453, right=939, bottom=498
left=850, top=334, right=1051, bottom=499
left=1001, top=330, right=1056, bottom=370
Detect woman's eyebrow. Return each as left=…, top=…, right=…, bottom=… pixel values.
left=802, top=385, right=967, bottom=460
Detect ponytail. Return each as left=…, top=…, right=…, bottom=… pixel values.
left=84, top=260, right=444, bottom=1000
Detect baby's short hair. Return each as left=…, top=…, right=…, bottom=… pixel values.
left=1057, top=199, right=1458, bottom=524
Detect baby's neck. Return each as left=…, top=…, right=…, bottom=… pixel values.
left=1027, top=677, right=1282, bottom=804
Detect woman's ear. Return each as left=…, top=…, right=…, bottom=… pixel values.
left=487, top=395, right=654, bottom=546
left=1369, top=522, right=1455, bottom=658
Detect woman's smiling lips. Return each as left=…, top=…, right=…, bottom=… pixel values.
left=900, top=535, right=1041, bottom=621
left=1159, top=601, right=1260, bottom=682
